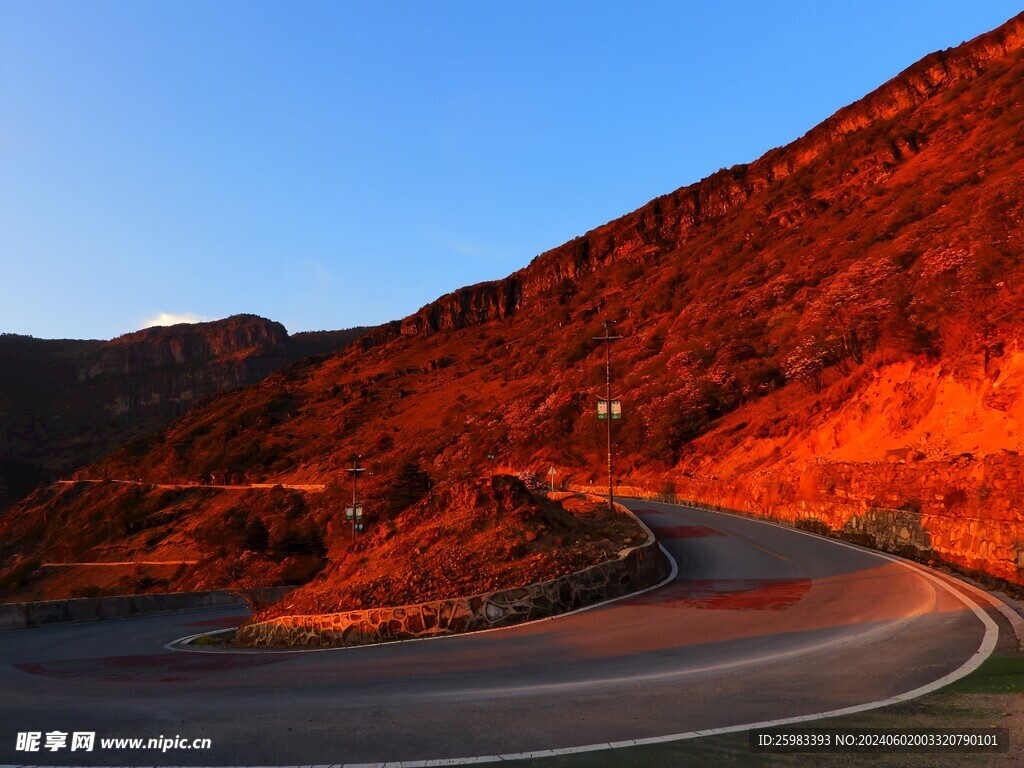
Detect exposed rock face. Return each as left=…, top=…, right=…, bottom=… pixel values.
left=89, top=317, right=292, bottom=379
left=360, top=12, right=1024, bottom=349
left=0, top=315, right=369, bottom=505
left=5, top=12, right=1024, bottom=595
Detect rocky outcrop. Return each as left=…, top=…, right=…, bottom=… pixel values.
left=0, top=316, right=369, bottom=506
left=237, top=502, right=668, bottom=647
left=89, top=316, right=291, bottom=378
left=358, top=13, right=1024, bottom=349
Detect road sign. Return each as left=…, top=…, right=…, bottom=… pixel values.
left=597, top=399, right=622, bottom=420
left=345, top=505, right=364, bottom=520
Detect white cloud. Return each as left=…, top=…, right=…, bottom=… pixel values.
left=140, top=311, right=211, bottom=329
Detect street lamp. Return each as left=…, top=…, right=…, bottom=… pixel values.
left=593, top=321, right=623, bottom=511
left=344, top=456, right=366, bottom=541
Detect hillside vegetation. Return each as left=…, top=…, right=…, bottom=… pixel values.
left=3, top=13, right=1024, bottom=602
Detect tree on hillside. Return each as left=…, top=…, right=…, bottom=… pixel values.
left=385, top=462, right=434, bottom=514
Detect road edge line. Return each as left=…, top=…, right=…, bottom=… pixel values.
left=164, top=540, right=679, bottom=656
left=331, top=500, right=1000, bottom=767
left=10, top=502, right=996, bottom=768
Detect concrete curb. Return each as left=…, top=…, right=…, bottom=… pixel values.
left=167, top=543, right=679, bottom=655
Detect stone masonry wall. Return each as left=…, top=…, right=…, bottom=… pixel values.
left=0, top=586, right=294, bottom=632
left=573, top=453, right=1024, bottom=588
left=237, top=499, right=669, bottom=648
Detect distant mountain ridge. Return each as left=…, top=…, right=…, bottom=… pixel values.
left=0, top=314, right=370, bottom=505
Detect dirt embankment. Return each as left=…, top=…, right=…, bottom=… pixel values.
left=0, top=476, right=646, bottom=614
left=254, top=477, right=644, bottom=619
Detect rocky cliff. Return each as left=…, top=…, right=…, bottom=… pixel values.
left=361, top=12, right=1024, bottom=349
left=0, top=315, right=370, bottom=505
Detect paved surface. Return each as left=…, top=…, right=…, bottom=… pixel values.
left=0, top=501, right=993, bottom=766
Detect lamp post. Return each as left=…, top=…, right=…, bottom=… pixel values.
left=593, top=321, right=623, bottom=511
left=344, top=456, right=366, bottom=542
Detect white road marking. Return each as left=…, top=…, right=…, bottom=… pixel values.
left=8, top=501, right=1002, bottom=768
left=922, top=569, right=1024, bottom=650
left=681, top=501, right=1024, bottom=648
left=164, top=542, right=679, bottom=655
left=319, top=510, right=999, bottom=766
left=166, top=502, right=674, bottom=655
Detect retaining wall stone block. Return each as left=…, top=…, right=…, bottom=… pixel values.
left=238, top=504, right=669, bottom=648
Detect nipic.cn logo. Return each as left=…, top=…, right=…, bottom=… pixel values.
left=15, top=731, right=95, bottom=752
left=15, top=732, right=209, bottom=753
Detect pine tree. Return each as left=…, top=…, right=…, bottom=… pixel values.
left=386, top=462, right=433, bottom=514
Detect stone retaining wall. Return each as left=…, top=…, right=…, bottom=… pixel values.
left=237, top=500, right=670, bottom=648
left=571, top=457, right=1024, bottom=588
left=0, top=586, right=294, bottom=632
left=576, top=482, right=935, bottom=558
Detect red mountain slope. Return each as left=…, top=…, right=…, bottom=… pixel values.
left=4, top=12, right=1024, bottom=601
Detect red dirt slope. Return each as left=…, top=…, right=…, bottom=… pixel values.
left=3, top=12, right=1024, bottom=598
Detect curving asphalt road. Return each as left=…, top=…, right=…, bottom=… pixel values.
left=0, top=501, right=994, bottom=766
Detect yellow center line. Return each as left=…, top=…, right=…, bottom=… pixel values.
left=731, top=533, right=795, bottom=563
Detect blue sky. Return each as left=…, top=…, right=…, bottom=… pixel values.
left=1, top=2, right=1020, bottom=340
